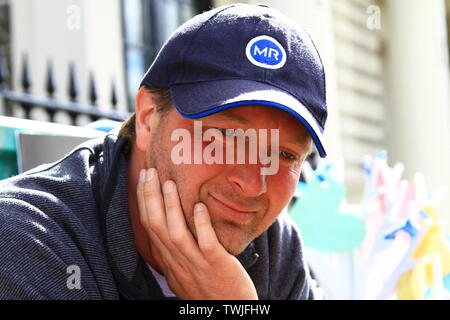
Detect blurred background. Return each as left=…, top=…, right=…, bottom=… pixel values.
left=0, top=0, right=449, bottom=299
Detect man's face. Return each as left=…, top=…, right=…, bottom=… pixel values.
left=146, top=105, right=312, bottom=255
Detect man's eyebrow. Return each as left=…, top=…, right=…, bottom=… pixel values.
left=283, top=136, right=314, bottom=154
left=209, top=113, right=315, bottom=153
left=213, top=112, right=251, bottom=125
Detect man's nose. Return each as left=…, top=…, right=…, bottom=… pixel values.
left=226, top=164, right=267, bottom=197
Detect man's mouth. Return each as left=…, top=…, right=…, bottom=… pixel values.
left=208, top=193, right=257, bottom=224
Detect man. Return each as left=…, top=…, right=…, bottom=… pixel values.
left=0, top=3, right=327, bottom=299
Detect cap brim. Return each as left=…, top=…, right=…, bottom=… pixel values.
left=170, top=79, right=327, bottom=157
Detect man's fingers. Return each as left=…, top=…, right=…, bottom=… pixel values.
left=137, top=169, right=181, bottom=263
left=136, top=169, right=171, bottom=256
left=193, top=202, right=227, bottom=261
left=138, top=169, right=206, bottom=270
left=162, top=180, right=204, bottom=264
left=137, top=169, right=156, bottom=233
left=141, top=168, right=172, bottom=240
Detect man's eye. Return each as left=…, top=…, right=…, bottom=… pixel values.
left=218, top=128, right=235, bottom=137
left=280, top=151, right=296, bottom=160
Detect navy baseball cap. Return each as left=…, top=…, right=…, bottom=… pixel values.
left=140, top=3, right=328, bottom=157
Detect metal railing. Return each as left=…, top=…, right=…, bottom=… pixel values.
left=0, top=53, right=130, bottom=126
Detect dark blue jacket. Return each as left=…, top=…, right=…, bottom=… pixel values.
left=0, top=134, right=314, bottom=299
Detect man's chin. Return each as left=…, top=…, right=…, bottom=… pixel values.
left=186, top=215, right=253, bottom=256
left=214, top=226, right=253, bottom=256
left=224, top=244, right=249, bottom=256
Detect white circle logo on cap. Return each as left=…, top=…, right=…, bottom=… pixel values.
left=245, top=35, right=287, bottom=69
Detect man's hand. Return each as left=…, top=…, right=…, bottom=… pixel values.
left=136, top=168, right=258, bottom=300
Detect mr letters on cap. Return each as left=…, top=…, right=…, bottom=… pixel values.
left=245, top=35, right=287, bottom=69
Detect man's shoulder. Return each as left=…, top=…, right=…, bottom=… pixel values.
left=0, top=135, right=110, bottom=247
left=0, top=135, right=105, bottom=215
left=0, top=134, right=108, bottom=201
left=0, top=135, right=117, bottom=299
left=264, top=209, right=304, bottom=254
left=249, top=209, right=314, bottom=299
left=1, top=135, right=104, bottom=184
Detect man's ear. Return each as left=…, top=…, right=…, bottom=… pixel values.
left=135, top=87, right=157, bottom=152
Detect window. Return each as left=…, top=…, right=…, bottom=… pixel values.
left=121, top=0, right=211, bottom=111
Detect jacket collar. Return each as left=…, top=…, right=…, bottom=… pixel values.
left=101, top=134, right=139, bottom=282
